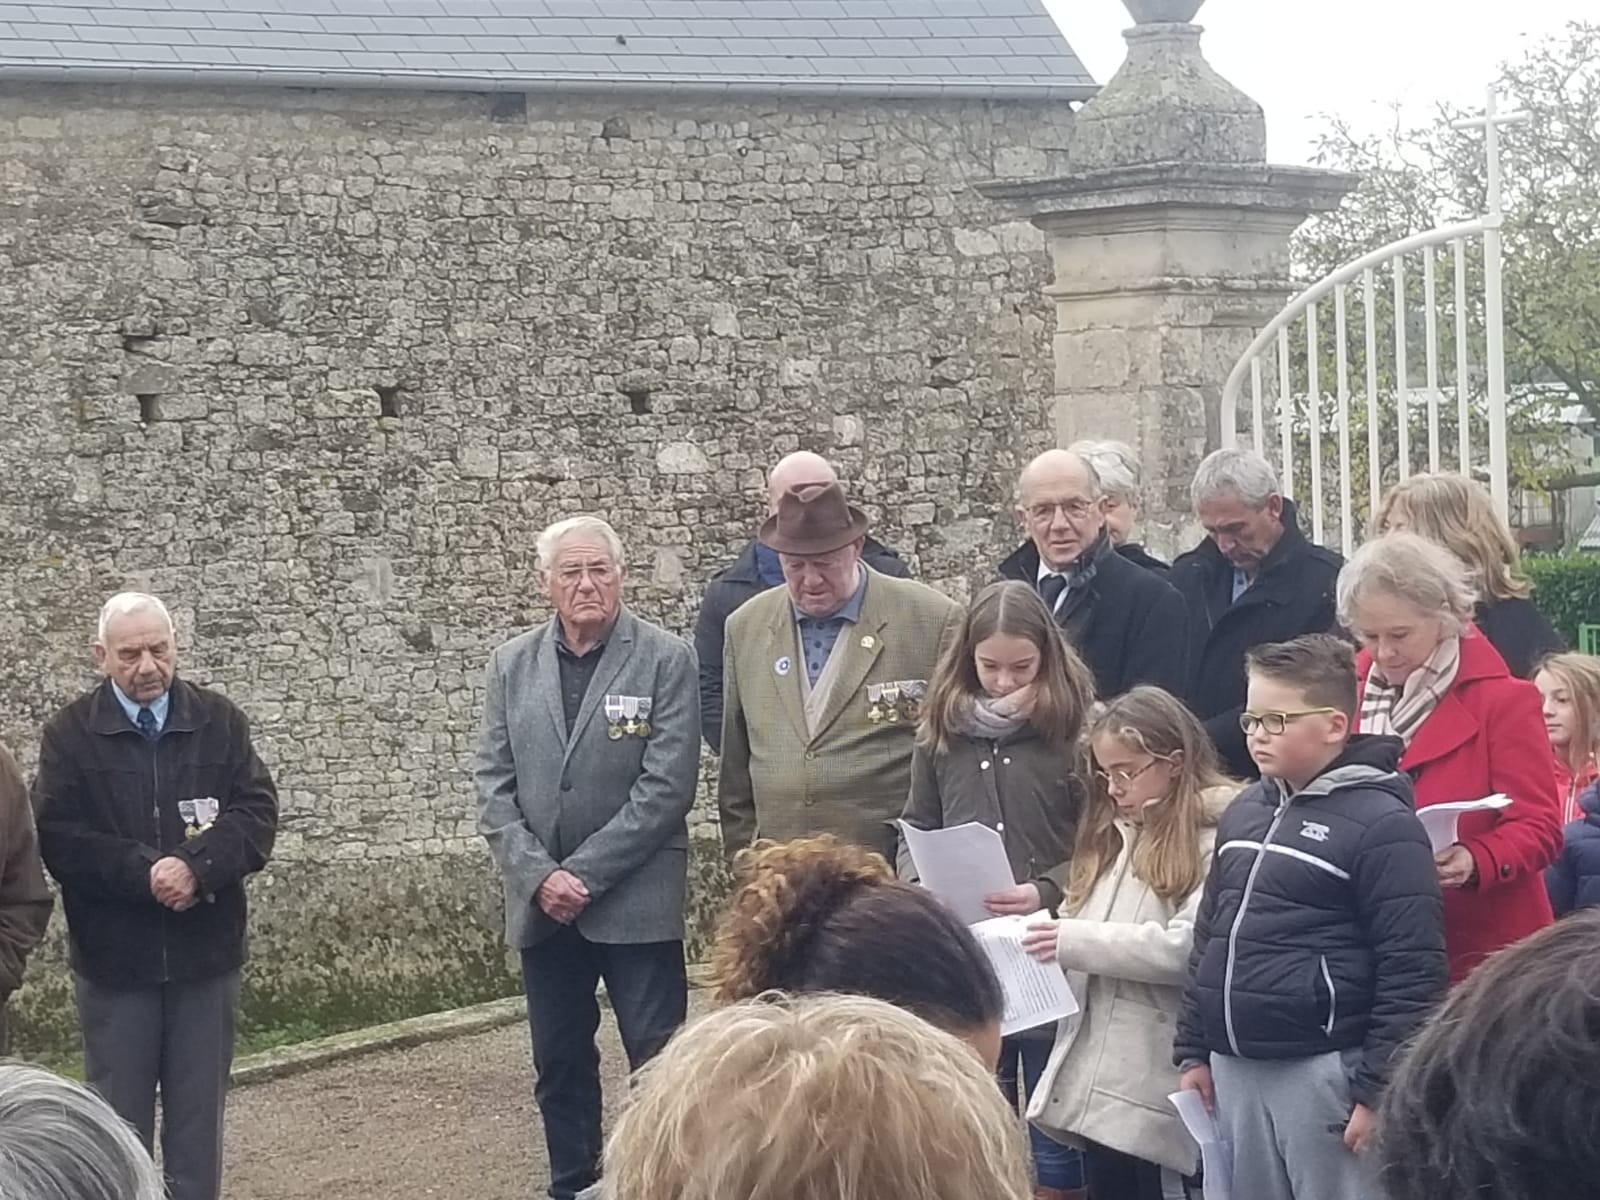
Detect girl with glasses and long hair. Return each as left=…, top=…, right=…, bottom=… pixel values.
left=1020, top=686, right=1240, bottom=1200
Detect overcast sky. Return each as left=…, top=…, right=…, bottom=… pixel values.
left=1041, top=0, right=1581, bottom=166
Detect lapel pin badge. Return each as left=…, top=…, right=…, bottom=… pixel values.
left=774, top=655, right=792, bottom=676
left=860, top=635, right=876, bottom=649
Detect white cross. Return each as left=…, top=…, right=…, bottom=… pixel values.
left=1451, top=86, right=1530, bottom=219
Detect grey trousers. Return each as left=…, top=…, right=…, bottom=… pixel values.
left=1211, top=1050, right=1378, bottom=1200
left=75, top=970, right=241, bottom=1200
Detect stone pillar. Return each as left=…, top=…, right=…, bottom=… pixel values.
left=980, top=0, right=1354, bottom=553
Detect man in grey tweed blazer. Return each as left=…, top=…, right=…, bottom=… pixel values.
left=474, top=515, right=699, bottom=1200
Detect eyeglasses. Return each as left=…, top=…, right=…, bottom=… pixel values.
left=1025, top=498, right=1098, bottom=524
left=1238, top=708, right=1339, bottom=735
left=1094, top=757, right=1168, bottom=790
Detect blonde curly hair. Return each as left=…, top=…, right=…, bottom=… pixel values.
left=602, top=994, right=1033, bottom=1200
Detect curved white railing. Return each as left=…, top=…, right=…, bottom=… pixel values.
left=1221, top=87, right=1524, bottom=554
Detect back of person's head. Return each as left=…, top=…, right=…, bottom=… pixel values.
left=1376, top=471, right=1529, bottom=601
left=602, top=994, right=1033, bottom=1200
left=1071, top=686, right=1234, bottom=910
left=919, top=580, right=1095, bottom=754
left=1245, top=634, right=1358, bottom=721
left=0, top=1063, right=162, bottom=1200
left=709, top=837, right=1004, bottom=1050
left=1377, top=907, right=1600, bottom=1200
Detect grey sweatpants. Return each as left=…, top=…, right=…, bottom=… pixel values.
left=1211, top=1050, right=1377, bottom=1200
left=75, top=970, right=240, bottom=1200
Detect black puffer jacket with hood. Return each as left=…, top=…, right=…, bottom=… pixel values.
left=1173, top=735, right=1448, bottom=1107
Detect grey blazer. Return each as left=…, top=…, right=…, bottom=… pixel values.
left=473, top=607, right=700, bottom=949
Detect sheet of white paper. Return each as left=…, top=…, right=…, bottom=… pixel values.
left=898, top=820, right=1017, bottom=926
left=970, top=914, right=1078, bottom=1037
left=1168, top=1090, right=1233, bottom=1200
left=1416, top=793, right=1512, bottom=853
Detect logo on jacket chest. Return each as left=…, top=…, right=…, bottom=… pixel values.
left=1299, top=820, right=1331, bottom=843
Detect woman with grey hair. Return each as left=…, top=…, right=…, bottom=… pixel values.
left=1067, top=439, right=1167, bottom=573
left=1340, top=532, right=1562, bottom=982
left=0, top=1063, right=162, bottom=1200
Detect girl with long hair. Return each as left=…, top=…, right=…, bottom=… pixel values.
left=898, top=579, right=1097, bottom=1200
left=1022, top=687, right=1240, bottom=1200
left=1534, top=653, right=1600, bottom=824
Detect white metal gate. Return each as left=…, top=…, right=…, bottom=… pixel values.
left=1220, top=88, right=1527, bottom=554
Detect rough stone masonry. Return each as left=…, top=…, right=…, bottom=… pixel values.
left=0, top=80, right=1073, bottom=1053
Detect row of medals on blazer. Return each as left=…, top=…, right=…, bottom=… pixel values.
left=604, top=695, right=653, bottom=740
left=867, top=681, right=925, bottom=725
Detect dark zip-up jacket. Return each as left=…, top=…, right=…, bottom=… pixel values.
left=33, top=678, right=278, bottom=987
left=998, top=537, right=1188, bottom=700
left=1548, top=782, right=1600, bottom=916
left=897, top=726, right=1086, bottom=912
left=1173, top=735, right=1447, bottom=1107
left=694, top=535, right=910, bottom=753
left=1169, top=499, right=1343, bottom=776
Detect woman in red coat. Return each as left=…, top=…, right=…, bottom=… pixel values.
left=1339, top=532, right=1563, bottom=982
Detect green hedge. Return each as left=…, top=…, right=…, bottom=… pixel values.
left=1526, top=553, right=1600, bottom=648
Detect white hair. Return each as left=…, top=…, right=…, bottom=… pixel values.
left=1068, top=439, right=1140, bottom=504
left=95, top=592, right=173, bottom=646
left=0, top=1064, right=164, bottom=1200
left=535, top=516, right=626, bottom=573
left=1337, top=531, right=1478, bottom=635
left=1190, top=447, right=1280, bottom=509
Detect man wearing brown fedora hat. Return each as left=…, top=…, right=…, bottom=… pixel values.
left=717, top=482, right=960, bottom=863
left=693, top=452, right=911, bottom=755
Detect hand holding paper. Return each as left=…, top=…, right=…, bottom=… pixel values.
left=1170, top=1087, right=1233, bottom=1200
left=1417, top=794, right=1511, bottom=853
left=970, top=914, right=1078, bottom=1037
left=897, top=821, right=1015, bottom=925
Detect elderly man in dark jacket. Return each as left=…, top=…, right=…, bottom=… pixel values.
left=999, top=448, right=1187, bottom=699
left=34, top=592, right=277, bottom=1200
left=1170, top=448, right=1343, bottom=777
left=694, top=451, right=909, bottom=752
left=0, top=743, right=52, bottom=1055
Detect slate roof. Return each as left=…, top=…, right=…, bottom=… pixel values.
left=0, top=0, right=1097, bottom=99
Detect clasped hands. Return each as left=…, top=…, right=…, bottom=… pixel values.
left=537, top=869, right=591, bottom=925
left=150, top=856, right=200, bottom=911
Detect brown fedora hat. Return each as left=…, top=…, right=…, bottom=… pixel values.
left=758, top=482, right=869, bottom=556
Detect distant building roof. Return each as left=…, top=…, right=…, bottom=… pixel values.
left=0, top=0, right=1097, bottom=99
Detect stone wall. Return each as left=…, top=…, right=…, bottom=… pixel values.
left=0, top=81, right=1070, bottom=1055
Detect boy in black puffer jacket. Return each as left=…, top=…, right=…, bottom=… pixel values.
left=1174, top=635, right=1447, bottom=1200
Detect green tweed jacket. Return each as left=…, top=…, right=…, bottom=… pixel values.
left=717, top=567, right=962, bottom=863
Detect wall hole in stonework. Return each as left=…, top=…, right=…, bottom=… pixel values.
left=623, top=388, right=652, bottom=415
left=375, top=385, right=401, bottom=418
left=136, top=394, right=161, bottom=423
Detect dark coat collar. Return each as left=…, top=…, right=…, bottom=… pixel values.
left=88, top=676, right=206, bottom=737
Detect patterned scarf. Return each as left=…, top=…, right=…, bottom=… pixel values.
left=956, top=686, right=1037, bottom=742
left=1359, top=635, right=1462, bottom=746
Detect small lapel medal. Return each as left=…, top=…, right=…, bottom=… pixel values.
left=604, top=694, right=625, bottom=739
left=775, top=656, right=792, bottom=677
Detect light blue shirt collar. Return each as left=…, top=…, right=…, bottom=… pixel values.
left=111, top=681, right=170, bottom=733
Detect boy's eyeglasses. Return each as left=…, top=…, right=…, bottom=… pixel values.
left=1238, top=707, right=1339, bottom=735
left=1094, top=757, right=1169, bottom=790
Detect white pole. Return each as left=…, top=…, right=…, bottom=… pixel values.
left=1335, top=284, right=1354, bottom=556
left=1454, top=237, right=1471, bottom=472
left=1424, top=243, right=1441, bottom=471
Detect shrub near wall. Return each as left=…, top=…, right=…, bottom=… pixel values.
left=1526, top=554, right=1600, bottom=648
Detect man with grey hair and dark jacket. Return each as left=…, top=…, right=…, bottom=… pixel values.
left=475, top=515, right=700, bottom=1200
left=1170, top=448, right=1344, bottom=776
left=33, top=591, right=278, bottom=1200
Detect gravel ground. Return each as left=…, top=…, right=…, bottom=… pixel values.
left=224, top=1006, right=679, bottom=1200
